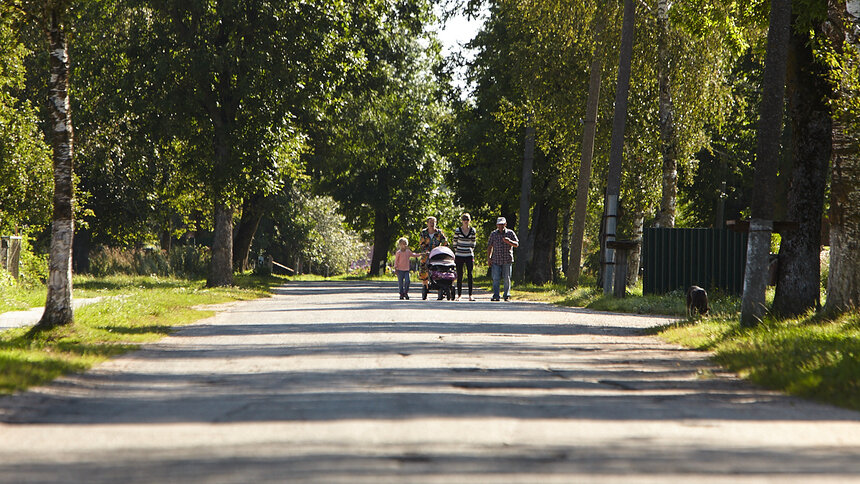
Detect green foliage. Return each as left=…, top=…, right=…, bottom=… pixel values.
left=0, top=16, right=51, bottom=232
left=308, top=0, right=451, bottom=256
left=17, top=232, right=47, bottom=286
left=255, top=186, right=365, bottom=276
left=677, top=48, right=764, bottom=228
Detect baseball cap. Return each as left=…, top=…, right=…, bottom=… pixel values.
left=496, top=217, right=506, bottom=225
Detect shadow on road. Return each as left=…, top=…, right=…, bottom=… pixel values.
left=2, top=281, right=860, bottom=483
left=3, top=278, right=857, bottom=425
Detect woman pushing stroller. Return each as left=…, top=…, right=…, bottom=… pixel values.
left=418, top=216, right=448, bottom=289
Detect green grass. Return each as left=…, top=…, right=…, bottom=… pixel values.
left=500, top=277, right=859, bottom=411
left=658, top=312, right=860, bottom=411
left=0, top=284, right=47, bottom=314
left=0, top=275, right=273, bottom=394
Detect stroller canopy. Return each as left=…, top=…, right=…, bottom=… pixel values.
left=429, top=246, right=455, bottom=265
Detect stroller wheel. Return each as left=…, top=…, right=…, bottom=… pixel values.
left=422, top=285, right=428, bottom=300
left=447, top=287, right=454, bottom=300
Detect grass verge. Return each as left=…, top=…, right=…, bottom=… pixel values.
left=0, top=275, right=273, bottom=394
left=658, top=312, right=860, bottom=411
left=0, top=284, right=48, bottom=314
left=495, top=277, right=858, bottom=412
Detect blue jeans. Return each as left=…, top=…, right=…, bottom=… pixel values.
left=491, top=263, right=512, bottom=299
left=396, top=270, right=411, bottom=295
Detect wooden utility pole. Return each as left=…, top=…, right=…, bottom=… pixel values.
left=741, top=0, right=792, bottom=327
left=602, top=0, right=635, bottom=295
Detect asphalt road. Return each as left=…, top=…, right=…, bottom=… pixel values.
left=1, top=281, right=859, bottom=483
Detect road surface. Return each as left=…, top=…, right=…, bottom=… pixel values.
left=1, top=281, right=858, bottom=483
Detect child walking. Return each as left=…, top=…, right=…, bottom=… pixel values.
left=394, top=237, right=420, bottom=299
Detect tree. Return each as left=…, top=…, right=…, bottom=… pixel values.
left=741, top=0, right=792, bottom=327
left=567, top=18, right=605, bottom=288
left=512, top=122, right=535, bottom=281
left=822, top=0, right=860, bottom=314
left=308, top=0, right=449, bottom=276
left=772, top=13, right=832, bottom=317
left=141, top=0, right=352, bottom=286
left=68, top=1, right=209, bottom=258
left=602, top=0, right=635, bottom=295
left=655, top=0, right=678, bottom=228
left=1, top=0, right=78, bottom=330
left=255, top=185, right=365, bottom=276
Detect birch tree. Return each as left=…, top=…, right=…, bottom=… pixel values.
left=1, top=0, right=77, bottom=330
left=654, top=0, right=678, bottom=228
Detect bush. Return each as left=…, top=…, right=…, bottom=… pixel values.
left=167, top=246, right=210, bottom=278
left=18, top=235, right=47, bottom=287
left=89, top=245, right=210, bottom=278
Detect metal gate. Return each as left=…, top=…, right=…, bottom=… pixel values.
left=643, top=228, right=747, bottom=295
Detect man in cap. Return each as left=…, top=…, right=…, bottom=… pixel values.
left=486, top=216, right=519, bottom=301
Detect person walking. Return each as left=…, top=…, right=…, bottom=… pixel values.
left=487, top=216, right=518, bottom=301
left=394, top=237, right=421, bottom=299
left=418, top=216, right=447, bottom=289
left=452, top=213, right=477, bottom=301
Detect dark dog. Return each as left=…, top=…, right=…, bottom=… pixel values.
left=686, top=286, right=709, bottom=317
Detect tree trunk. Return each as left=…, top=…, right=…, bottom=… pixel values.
left=825, top=121, right=860, bottom=313
left=627, top=211, right=644, bottom=286
left=741, top=0, right=792, bottom=327
left=568, top=37, right=602, bottom=288
left=513, top=124, right=535, bottom=282
left=561, top=203, right=571, bottom=274
left=160, top=227, right=172, bottom=254
left=73, top=226, right=91, bottom=275
left=529, top=197, right=558, bottom=285
left=822, top=0, right=860, bottom=314
left=772, top=22, right=831, bottom=317
left=34, top=10, right=75, bottom=332
left=655, top=0, right=678, bottom=228
left=207, top=201, right=235, bottom=286
left=233, top=192, right=266, bottom=272
left=602, top=0, right=635, bottom=295
left=369, top=207, right=391, bottom=277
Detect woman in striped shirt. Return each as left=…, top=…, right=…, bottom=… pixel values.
left=453, top=213, right=477, bottom=300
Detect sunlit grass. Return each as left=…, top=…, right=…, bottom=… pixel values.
left=658, top=311, right=860, bottom=411
left=0, top=275, right=273, bottom=394
left=499, top=276, right=857, bottom=411
left=0, top=284, right=46, bottom=314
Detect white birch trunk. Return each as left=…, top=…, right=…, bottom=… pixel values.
left=35, top=8, right=75, bottom=331
left=655, top=0, right=678, bottom=228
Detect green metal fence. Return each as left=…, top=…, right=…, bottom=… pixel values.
left=643, top=228, right=747, bottom=295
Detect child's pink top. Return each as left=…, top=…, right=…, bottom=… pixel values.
left=394, top=249, right=417, bottom=271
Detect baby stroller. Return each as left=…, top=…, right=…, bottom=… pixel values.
left=422, top=246, right=456, bottom=300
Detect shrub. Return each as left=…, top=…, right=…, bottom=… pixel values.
left=18, top=235, right=47, bottom=287
left=89, top=245, right=210, bottom=278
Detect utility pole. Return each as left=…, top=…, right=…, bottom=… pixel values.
left=602, top=0, right=635, bottom=295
